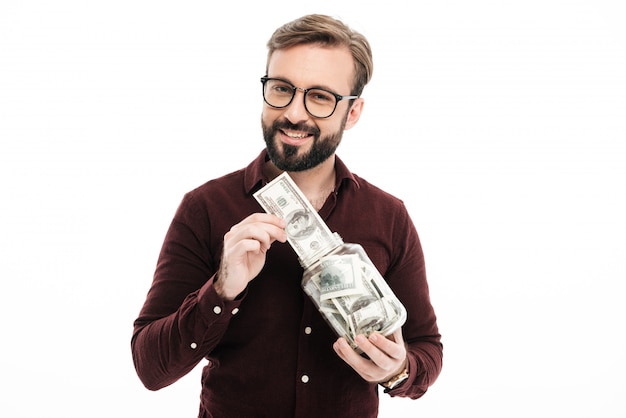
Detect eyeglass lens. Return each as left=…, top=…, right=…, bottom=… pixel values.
left=263, top=79, right=337, bottom=118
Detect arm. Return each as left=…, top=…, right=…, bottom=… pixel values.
left=385, top=211, right=443, bottom=398
left=131, top=272, right=242, bottom=390
left=131, top=194, right=286, bottom=390
left=333, top=204, right=443, bottom=398
left=131, top=192, right=231, bottom=390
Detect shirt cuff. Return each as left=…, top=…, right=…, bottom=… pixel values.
left=197, top=274, right=247, bottom=320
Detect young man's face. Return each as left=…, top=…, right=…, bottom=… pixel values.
left=261, top=44, right=364, bottom=172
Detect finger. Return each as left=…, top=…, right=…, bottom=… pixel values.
left=250, top=214, right=287, bottom=242
left=228, top=237, right=264, bottom=256
left=368, top=329, right=406, bottom=360
left=227, top=222, right=286, bottom=251
left=229, top=216, right=287, bottom=245
left=334, top=337, right=386, bottom=382
left=354, top=332, right=405, bottom=374
left=333, top=338, right=371, bottom=372
left=240, top=213, right=286, bottom=229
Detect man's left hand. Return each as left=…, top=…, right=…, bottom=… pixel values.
left=333, top=328, right=407, bottom=384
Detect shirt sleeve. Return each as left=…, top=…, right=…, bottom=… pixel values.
left=383, top=203, right=443, bottom=399
left=131, top=192, right=241, bottom=391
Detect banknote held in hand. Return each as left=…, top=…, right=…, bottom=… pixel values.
left=254, top=173, right=407, bottom=351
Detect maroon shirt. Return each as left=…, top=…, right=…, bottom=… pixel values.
left=132, top=150, right=442, bottom=417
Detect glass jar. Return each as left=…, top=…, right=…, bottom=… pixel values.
left=301, top=233, right=407, bottom=352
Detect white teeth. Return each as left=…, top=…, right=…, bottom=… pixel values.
left=285, top=132, right=308, bottom=139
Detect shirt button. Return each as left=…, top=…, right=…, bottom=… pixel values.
left=301, top=375, right=309, bottom=383
left=304, top=327, right=312, bottom=335
left=190, top=342, right=198, bottom=349
left=231, top=308, right=239, bottom=315
left=213, top=306, right=222, bottom=314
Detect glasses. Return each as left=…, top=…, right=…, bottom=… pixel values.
left=261, top=76, right=358, bottom=119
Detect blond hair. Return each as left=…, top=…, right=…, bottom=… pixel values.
left=266, top=14, right=373, bottom=96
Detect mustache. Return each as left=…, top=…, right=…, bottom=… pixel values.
left=272, top=119, right=320, bottom=136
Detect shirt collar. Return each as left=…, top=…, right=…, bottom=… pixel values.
left=244, top=149, right=360, bottom=195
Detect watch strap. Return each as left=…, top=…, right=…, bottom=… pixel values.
left=381, top=366, right=409, bottom=390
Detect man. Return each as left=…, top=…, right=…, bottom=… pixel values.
left=132, top=14, right=442, bottom=417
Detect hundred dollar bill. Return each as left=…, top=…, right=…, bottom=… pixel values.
left=254, top=172, right=340, bottom=264
left=356, top=260, right=404, bottom=323
left=318, top=254, right=363, bottom=301
left=304, top=254, right=404, bottom=348
left=255, top=173, right=407, bottom=350
left=332, top=291, right=388, bottom=337
left=302, top=273, right=358, bottom=348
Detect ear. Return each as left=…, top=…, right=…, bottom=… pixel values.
left=344, top=98, right=364, bottom=130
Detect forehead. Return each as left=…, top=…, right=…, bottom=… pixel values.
left=267, top=44, right=354, bottom=92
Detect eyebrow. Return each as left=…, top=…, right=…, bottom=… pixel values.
left=266, top=75, right=344, bottom=95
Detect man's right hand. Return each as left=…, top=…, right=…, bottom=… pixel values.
left=215, top=213, right=287, bottom=300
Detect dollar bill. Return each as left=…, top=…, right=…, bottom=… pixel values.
left=253, top=172, right=340, bottom=264
left=331, top=276, right=389, bottom=337
left=302, top=273, right=358, bottom=348
left=318, top=254, right=363, bottom=300
left=304, top=254, right=404, bottom=348
left=255, top=172, right=406, bottom=350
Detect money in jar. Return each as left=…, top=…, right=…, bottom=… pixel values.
left=254, top=173, right=407, bottom=352
left=301, top=237, right=407, bottom=352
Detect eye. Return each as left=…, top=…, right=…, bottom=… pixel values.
left=307, top=89, right=335, bottom=103
left=269, top=80, right=293, bottom=95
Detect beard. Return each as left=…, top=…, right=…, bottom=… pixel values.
left=262, top=115, right=347, bottom=172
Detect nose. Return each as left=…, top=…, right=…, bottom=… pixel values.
left=283, top=88, right=310, bottom=124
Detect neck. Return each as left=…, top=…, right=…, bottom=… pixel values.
left=264, top=156, right=337, bottom=211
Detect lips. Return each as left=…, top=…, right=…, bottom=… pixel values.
left=280, top=129, right=314, bottom=146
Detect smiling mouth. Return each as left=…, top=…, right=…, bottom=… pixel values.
left=280, top=129, right=314, bottom=145
left=282, top=130, right=312, bottom=139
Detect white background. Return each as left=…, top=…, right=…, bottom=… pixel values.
left=1, top=1, right=625, bottom=417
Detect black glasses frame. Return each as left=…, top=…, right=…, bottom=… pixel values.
left=260, top=76, right=358, bottom=119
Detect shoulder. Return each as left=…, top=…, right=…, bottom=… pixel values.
left=173, top=168, right=252, bottom=222
left=184, top=169, right=246, bottom=202
left=350, top=173, right=407, bottom=212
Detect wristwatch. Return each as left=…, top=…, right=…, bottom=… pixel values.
left=381, top=366, right=409, bottom=390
